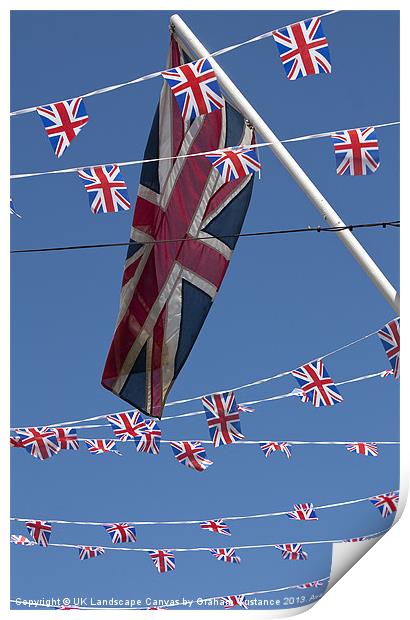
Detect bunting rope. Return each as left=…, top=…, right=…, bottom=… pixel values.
left=74, top=438, right=401, bottom=446
left=10, top=122, right=399, bottom=180
left=9, top=10, right=339, bottom=117
left=10, top=492, right=398, bottom=526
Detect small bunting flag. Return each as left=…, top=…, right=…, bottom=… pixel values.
left=370, top=492, right=399, bottom=518
left=78, top=546, right=105, bottom=560
left=84, top=439, right=122, bottom=456
left=210, top=548, right=241, bottom=564
left=106, top=411, right=147, bottom=441
left=55, top=427, right=80, bottom=450
left=78, top=165, right=131, bottom=214
left=134, top=420, right=162, bottom=455
left=275, top=543, right=308, bottom=560
left=220, top=595, right=249, bottom=609
left=206, top=148, right=261, bottom=183
left=104, top=523, right=137, bottom=544
left=378, top=319, right=400, bottom=378
left=10, top=535, right=35, bottom=546
left=202, top=391, right=245, bottom=447
left=332, top=127, right=380, bottom=176
left=200, top=519, right=231, bottom=536
left=260, top=441, right=292, bottom=459
left=26, top=520, right=52, bottom=547
left=16, top=427, right=60, bottom=460
left=36, top=97, right=89, bottom=158
left=149, top=550, right=175, bottom=573
left=297, top=581, right=325, bottom=589
left=170, top=441, right=213, bottom=472
left=291, top=360, right=343, bottom=407
left=287, top=503, right=318, bottom=521
left=346, top=442, right=378, bottom=457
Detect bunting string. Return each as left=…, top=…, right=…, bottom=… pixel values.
left=9, top=10, right=339, bottom=117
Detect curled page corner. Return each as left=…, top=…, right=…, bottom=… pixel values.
left=328, top=535, right=384, bottom=590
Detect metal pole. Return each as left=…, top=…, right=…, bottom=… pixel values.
left=170, top=13, right=400, bottom=314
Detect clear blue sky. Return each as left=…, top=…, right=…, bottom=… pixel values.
left=10, top=10, right=399, bottom=611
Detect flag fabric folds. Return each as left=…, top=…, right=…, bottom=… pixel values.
left=170, top=441, right=213, bottom=472
left=104, top=523, right=137, bottom=544
left=161, top=58, right=224, bottom=122
left=84, top=439, right=122, bottom=456
left=78, top=546, right=105, bottom=560
left=26, top=520, right=52, bottom=547
left=134, top=420, right=162, bottom=455
left=106, top=411, right=147, bottom=441
left=260, top=441, right=292, bottom=459
left=370, top=492, right=399, bottom=518
left=101, top=36, right=256, bottom=419
left=205, top=148, right=261, bottom=183
left=77, top=165, right=131, bottom=214
left=149, top=550, right=175, bottom=573
left=36, top=97, right=89, bottom=158
left=209, top=548, right=241, bottom=564
left=55, top=427, right=80, bottom=450
left=291, top=360, right=343, bottom=407
left=378, top=318, right=400, bottom=378
left=275, top=543, right=308, bottom=560
left=202, top=391, right=245, bottom=447
left=10, top=436, right=24, bottom=448
left=346, top=442, right=378, bottom=457
left=16, top=427, right=60, bottom=460
left=200, top=519, right=231, bottom=536
left=287, top=503, right=319, bottom=521
left=272, top=18, right=331, bottom=80
left=332, top=127, right=380, bottom=176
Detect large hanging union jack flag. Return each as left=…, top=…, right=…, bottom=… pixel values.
left=78, top=546, right=105, bottom=560
left=370, top=492, right=399, bottom=518
left=200, top=519, right=231, bottom=536
left=272, top=18, right=331, bottom=80
left=346, top=442, right=378, bottom=457
left=291, top=360, right=343, bottom=407
left=202, top=391, right=245, bottom=447
left=106, top=411, right=147, bottom=441
left=104, top=523, right=137, bottom=544
left=220, top=595, right=249, bottom=609
left=55, top=427, right=80, bottom=450
left=275, top=543, right=308, bottom=560
left=134, top=419, right=162, bottom=454
left=149, top=549, right=175, bottom=573
left=332, top=127, right=380, bottom=176
left=16, top=427, right=60, bottom=460
left=162, top=58, right=224, bottom=122
left=36, top=97, right=89, bottom=158
left=206, top=148, right=261, bottom=183
left=378, top=318, right=400, bottom=378
left=287, top=503, right=319, bottom=521
left=84, top=439, right=122, bottom=456
left=10, top=535, right=35, bottom=546
left=102, top=37, right=256, bottom=419
left=209, top=548, right=241, bottom=564
left=78, top=165, right=131, bottom=214
left=26, top=520, right=52, bottom=547
left=170, top=440, right=213, bottom=472
left=260, top=441, right=292, bottom=459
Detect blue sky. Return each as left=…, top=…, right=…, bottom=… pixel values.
left=10, top=10, right=399, bottom=611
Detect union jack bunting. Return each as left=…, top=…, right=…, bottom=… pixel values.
left=78, top=546, right=105, bottom=560
left=135, top=420, right=162, bottom=455
left=104, top=523, right=137, bottom=544
left=210, top=548, right=241, bottom=564
left=202, top=391, right=245, bottom=447
left=78, top=165, right=131, bottom=214
left=275, top=543, right=308, bottom=560
left=206, top=148, right=261, bottom=183
left=55, top=427, right=79, bottom=450
left=200, top=519, right=231, bottom=536
left=36, top=97, right=89, bottom=158
left=220, top=595, right=249, bottom=609
left=272, top=18, right=331, bottom=80
left=10, top=535, right=34, bottom=546
left=106, top=411, right=147, bottom=441
left=237, top=404, right=255, bottom=413
left=16, top=427, right=60, bottom=460
left=161, top=58, right=224, bottom=122
left=297, top=581, right=325, bottom=589
left=291, top=387, right=309, bottom=403
left=26, top=520, right=52, bottom=547
left=260, top=441, right=292, bottom=459
left=378, top=319, right=400, bottom=378
left=102, top=37, right=256, bottom=418
left=287, top=503, right=319, bottom=521
left=381, top=369, right=394, bottom=378
left=10, top=436, right=24, bottom=448
left=344, top=537, right=368, bottom=543
left=370, top=492, right=399, bottom=518
left=149, top=550, right=175, bottom=573
left=332, top=127, right=380, bottom=176
left=84, top=439, right=122, bottom=456
left=170, top=441, right=213, bottom=472
left=346, top=442, right=379, bottom=457
left=291, top=360, right=343, bottom=407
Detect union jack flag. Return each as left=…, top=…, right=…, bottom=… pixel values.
left=106, top=411, right=147, bottom=441
left=101, top=37, right=255, bottom=419
left=104, top=523, right=137, bottom=544
left=370, top=492, right=399, bottom=518
left=37, top=97, right=89, bottom=158
left=206, top=148, right=261, bottom=183
left=332, top=127, right=379, bottom=176
left=78, top=546, right=105, bottom=560
left=260, top=441, right=292, bottom=459
left=275, top=543, right=308, bottom=560
left=26, top=520, right=52, bottom=547
left=297, top=581, right=324, bottom=589
left=10, top=436, right=24, bottom=448
left=210, top=548, right=241, bottom=564
left=84, top=439, right=122, bottom=456
left=149, top=549, right=175, bottom=573
left=291, top=387, right=309, bottom=403
left=200, top=519, right=231, bottom=536
left=55, top=427, right=79, bottom=450
left=162, top=58, right=224, bottom=122
left=16, top=427, right=60, bottom=460
left=202, top=391, right=245, bottom=447
left=287, top=503, right=318, bottom=521
left=378, top=318, right=400, bottom=378
left=346, top=442, right=379, bottom=457
left=291, top=360, right=343, bottom=407
left=10, top=534, right=34, bottom=546
left=272, top=18, right=331, bottom=80
left=135, top=420, right=162, bottom=455
left=170, top=441, right=213, bottom=472
left=220, top=595, right=249, bottom=609
left=78, top=165, right=131, bottom=214
left=343, top=537, right=368, bottom=543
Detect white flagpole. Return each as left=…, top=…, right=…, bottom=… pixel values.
left=170, top=14, right=400, bottom=314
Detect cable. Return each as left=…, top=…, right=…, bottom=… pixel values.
left=10, top=220, right=400, bottom=255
